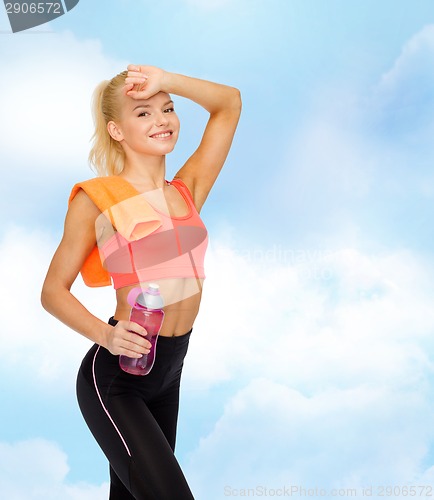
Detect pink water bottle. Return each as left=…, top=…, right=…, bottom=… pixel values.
left=119, top=283, right=165, bottom=376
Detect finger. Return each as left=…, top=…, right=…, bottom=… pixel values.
left=125, top=79, right=147, bottom=89
left=127, top=64, right=142, bottom=72
left=120, top=348, right=142, bottom=358
left=122, top=345, right=151, bottom=360
left=134, top=83, right=146, bottom=93
left=123, top=83, right=134, bottom=95
left=123, top=324, right=153, bottom=350
left=125, top=89, right=153, bottom=100
left=115, top=320, right=146, bottom=337
left=125, top=75, right=148, bottom=84
left=127, top=70, right=150, bottom=80
left=126, top=331, right=152, bottom=350
left=125, top=342, right=151, bottom=356
left=125, top=320, right=147, bottom=337
left=114, top=334, right=151, bottom=354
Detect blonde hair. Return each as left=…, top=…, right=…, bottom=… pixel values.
left=88, top=70, right=127, bottom=176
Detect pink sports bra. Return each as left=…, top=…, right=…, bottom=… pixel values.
left=98, top=178, right=208, bottom=289
left=69, top=175, right=208, bottom=289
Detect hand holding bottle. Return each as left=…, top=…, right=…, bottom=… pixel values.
left=103, top=320, right=152, bottom=358
left=119, top=284, right=165, bottom=375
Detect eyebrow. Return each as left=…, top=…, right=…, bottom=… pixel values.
left=133, top=100, right=174, bottom=111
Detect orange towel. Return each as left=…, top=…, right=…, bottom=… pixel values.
left=68, top=176, right=162, bottom=287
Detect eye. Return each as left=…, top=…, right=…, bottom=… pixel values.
left=138, top=111, right=150, bottom=117
left=164, top=107, right=175, bottom=113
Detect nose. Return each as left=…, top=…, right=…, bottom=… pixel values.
left=155, top=111, right=169, bottom=127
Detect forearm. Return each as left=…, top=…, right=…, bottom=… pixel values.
left=161, top=72, right=241, bottom=115
left=41, top=284, right=112, bottom=348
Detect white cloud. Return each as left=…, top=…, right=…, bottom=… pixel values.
left=2, top=9, right=434, bottom=500
left=2, top=217, right=434, bottom=496
left=375, top=24, right=434, bottom=105
left=181, top=239, right=434, bottom=498
left=185, top=378, right=434, bottom=499
left=0, top=30, right=127, bottom=179
left=5, top=220, right=434, bottom=399
left=368, top=23, right=434, bottom=146
left=0, top=438, right=108, bottom=500
left=0, top=29, right=130, bottom=232
left=270, top=24, right=434, bottom=249
left=0, top=225, right=116, bottom=393
left=185, top=240, right=434, bottom=392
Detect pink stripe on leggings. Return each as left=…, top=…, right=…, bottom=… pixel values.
left=92, top=346, right=132, bottom=457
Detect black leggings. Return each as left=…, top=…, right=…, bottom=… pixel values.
left=76, top=317, right=195, bottom=500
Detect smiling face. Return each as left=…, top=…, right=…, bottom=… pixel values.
left=107, top=91, right=180, bottom=158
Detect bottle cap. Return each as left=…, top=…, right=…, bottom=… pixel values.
left=144, top=283, right=164, bottom=310
left=147, top=283, right=160, bottom=295
left=127, top=284, right=164, bottom=310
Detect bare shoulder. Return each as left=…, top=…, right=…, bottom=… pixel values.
left=67, top=188, right=101, bottom=223
left=42, top=188, right=102, bottom=291
left=62, top=188, right=102, bottom=248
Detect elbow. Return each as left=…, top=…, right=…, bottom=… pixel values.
left=230, top=87, right=242, bottom=113
left=210, top=87, right=242, bottom=117
left=40, top=279, right=62, bottom=313
left=40, top=283, right=52, bottom=313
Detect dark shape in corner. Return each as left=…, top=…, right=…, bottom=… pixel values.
left=4, top=0, right=80, bottom=33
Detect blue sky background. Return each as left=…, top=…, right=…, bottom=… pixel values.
left=1, top=1, right=434, bottom=498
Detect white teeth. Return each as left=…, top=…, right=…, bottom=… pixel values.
left=152, top=132, right=171, bottom=138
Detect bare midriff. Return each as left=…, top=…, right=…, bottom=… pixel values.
left=114, top=277, right=205, bottom=337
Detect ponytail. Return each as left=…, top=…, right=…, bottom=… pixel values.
left=88, top=71, right=127, bottom=176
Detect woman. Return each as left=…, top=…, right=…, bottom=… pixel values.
left=41, top=64, right=241, bottom=499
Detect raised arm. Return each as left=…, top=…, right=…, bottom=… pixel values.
left=125, top=65, right=242, bottom=212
